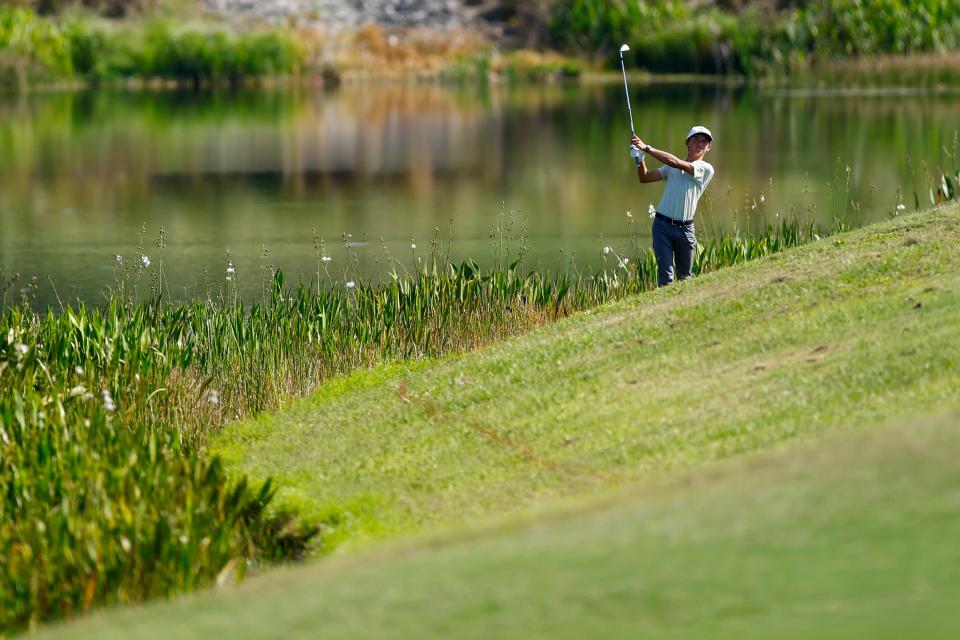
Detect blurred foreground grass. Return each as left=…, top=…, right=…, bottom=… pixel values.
left=41, top=415, right=960, bottom=639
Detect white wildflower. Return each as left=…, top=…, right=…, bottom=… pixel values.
left=760, top=194, right=765, bottom=203
left=208, top=390, right=220, bottom=406
left=141, top=255, right=151, bottom=268
left=13, top=343, right=28, bottom=358
left=602, top=246, right=611, bottom=255
left=102, top=389, right=116, bottom=413
left=114, top=254, right=123, bottom=263
left=648, top=204, right=656, bottom=218
left=75, top=366, right=84, bottom=375
left=321, top=256, right=332, bottom=263
left=896, top=204, right=906, bottom=211
left=226, top=263, right=236, bottom=274
left=411, top=244, right=417, bottom=249
left=626, top=210, right=633, bottom=219
left=346, top=281, right=356, bottom=289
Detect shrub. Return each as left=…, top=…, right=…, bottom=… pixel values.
left=0, top=8, right=307, bottom=86
left=0, top=6, right=71, bottom=83
left=547, top=0, right=960, bottom=76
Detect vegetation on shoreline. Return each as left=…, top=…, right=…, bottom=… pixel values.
left=549, top=0, right=960, bottom=78
left=0, top=7, right=306, bottom=88
left=4, top=1, right=960, bottom=88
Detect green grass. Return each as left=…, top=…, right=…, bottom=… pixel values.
left=0, top=7, right=306, bottom=87
left=549, top=0, right=960, bottom=77
left=209, top=204, right=960, bottom=556
left=37, top=406, right=960, bottom=638
left=25, top=203, right=960, bottom=638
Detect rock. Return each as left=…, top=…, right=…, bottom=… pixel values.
left=203, top=0, right=468, bottom=28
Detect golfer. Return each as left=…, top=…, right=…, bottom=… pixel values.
left=630, top=126, right=715, bottom=287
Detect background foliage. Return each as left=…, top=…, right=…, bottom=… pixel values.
left=547, top=0, right=960, bottom=74
left=0, top=5, right=305, bottom=86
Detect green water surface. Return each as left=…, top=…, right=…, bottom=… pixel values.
left=0, top=82, right=956, bottom=305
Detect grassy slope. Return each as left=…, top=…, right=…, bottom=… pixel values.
left=209, top=204, right=960, bottom=551
left=36, top=411, right=960, bottom=639
left=36, top=203, right=960, bottom=638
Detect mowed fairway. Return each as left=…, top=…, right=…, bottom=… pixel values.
left=37, top=412, right=960, bottom=639
left=38, top=204, right=960, bottom=638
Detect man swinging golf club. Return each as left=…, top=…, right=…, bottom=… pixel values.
left=620, top=42, right=715, bottom=287
left=630, top=127, right=715, bottom=287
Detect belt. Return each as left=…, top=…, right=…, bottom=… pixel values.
left=655, top=212, right=694, bottom=226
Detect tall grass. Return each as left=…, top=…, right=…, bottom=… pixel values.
left=442, top=50, right=584, bottom=82
left=799, top=52, right=960, bottom=87
left=0, top=211, right=820, bottom=632
left=0, top=6, right=71, bottom=86
left=547, top=0, right=960, bottom=77
left=0, top=7, right=306, bottom=87
left=0, top=297, right=316, bottom=632
left=931, top=131, right=960, bottom=206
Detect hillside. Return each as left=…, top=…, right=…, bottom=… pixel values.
left=33, top=202, right=960, bottom=638
left=207, top=203, right=960, bottom=552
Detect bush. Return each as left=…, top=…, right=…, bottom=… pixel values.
left=119, top=20, right=305, bottom=84
left=791, top=0, right=960, bottom=56
left=0, top=8, right=307, bottom=86
left=0, top=6, right=71, bottom=82
left=0, top=299, right=315, bottom=632
left=548, top=0, right=960, bottom=76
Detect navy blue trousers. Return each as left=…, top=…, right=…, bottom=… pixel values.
left=652, top=217, right=696, bottom=287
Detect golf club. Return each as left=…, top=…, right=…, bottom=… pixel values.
left=618, top=44, right=636, bottom=136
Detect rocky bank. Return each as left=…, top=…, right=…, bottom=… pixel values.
left=203, top=0, right=470, bottom=28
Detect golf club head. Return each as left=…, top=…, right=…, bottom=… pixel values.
left=620, top=44, right=630, bottom=54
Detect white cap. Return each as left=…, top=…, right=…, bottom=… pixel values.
left=686, top=125, right=713, bottom=142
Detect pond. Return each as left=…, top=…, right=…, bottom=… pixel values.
left=0, top=82, right=957, bottom=307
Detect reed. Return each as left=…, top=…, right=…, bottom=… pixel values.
left=0, top=7, right=306, bottom=87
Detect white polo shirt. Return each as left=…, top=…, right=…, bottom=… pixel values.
left=657, top=160, right=715, bottom=222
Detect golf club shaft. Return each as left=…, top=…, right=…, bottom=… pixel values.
left=619, top=54, right=636, bottom=136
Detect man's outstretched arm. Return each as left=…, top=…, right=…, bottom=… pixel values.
left=632, top=135, right=696, bottom=175
left=631, top=137, right=662, bottom=184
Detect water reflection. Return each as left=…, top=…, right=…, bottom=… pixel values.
left=0, top=83, right=956, bottom=306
